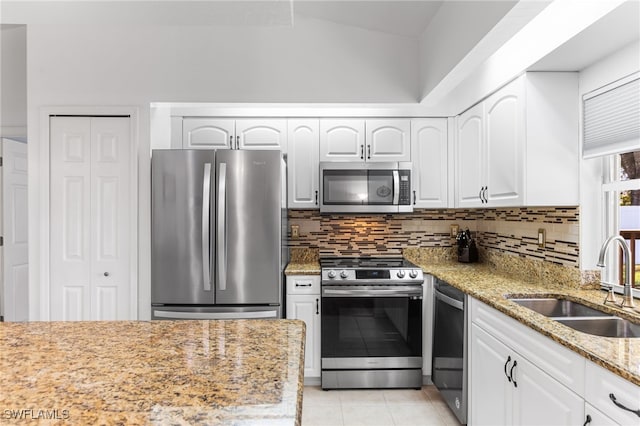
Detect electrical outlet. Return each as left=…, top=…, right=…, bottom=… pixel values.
left=538, top=228, right=546, bottom=248
left=291, top=224, right=300, bottom=239
left=451, top=224, right=460, bottom=237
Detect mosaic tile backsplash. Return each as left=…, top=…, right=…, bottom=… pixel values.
left=287, top=207, right=580, bottom=268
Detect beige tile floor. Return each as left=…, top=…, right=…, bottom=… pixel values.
left=301, top=385, right=462, bottom=426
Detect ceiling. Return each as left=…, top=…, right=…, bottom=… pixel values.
left=293, top=1, right=443, bottom=38
left=529, top=0, right=640, bottom=72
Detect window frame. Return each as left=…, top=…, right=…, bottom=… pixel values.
left=601, top=153, right=640, bottom=295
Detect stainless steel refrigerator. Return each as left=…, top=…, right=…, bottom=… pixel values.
left=151, top=149, right=284, bottom=319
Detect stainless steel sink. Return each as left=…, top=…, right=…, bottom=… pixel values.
left=509, top=298, right=610, bottom=318
left=508, top=296, right=640, bottom=338
left=556, top=317, right=640, bottom=338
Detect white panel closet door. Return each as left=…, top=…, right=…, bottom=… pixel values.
left=50, top=116, right=131, bottom=321
left=2, top=138, right=29, bottom=322
left=90, top=118, right=131, bottom=320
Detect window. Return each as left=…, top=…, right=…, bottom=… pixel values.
left=602, top=150, right=640, bottom=288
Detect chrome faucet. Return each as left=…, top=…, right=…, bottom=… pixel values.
left=597, top=235, right=635, bottom=309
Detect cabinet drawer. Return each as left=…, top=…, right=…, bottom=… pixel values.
left=585, top=361, right=640, bottom=426
left=286, top=275, right=320, bottom=295
left=470, top=298, right=585, bottom=395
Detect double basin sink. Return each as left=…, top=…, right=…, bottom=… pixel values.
left=509, top=297, right=640, bottom=338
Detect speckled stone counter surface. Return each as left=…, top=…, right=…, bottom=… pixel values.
left=285, top=248, right=320, bottom=275
left=0, top=319, right=305, bottom=425
left=403, top=250, right=640, bottom=387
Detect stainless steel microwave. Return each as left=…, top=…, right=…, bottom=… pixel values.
left=319, top=162, right=412, bottom=213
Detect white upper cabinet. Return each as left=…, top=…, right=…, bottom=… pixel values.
left=455, top=72, right=579, bottom=207
left=456, top=103, right=485, bottom=208
left=484, top=78, right=525, bottom=206
left=288, top=119, right=320, bottom=209
left=181, top=118, right=286, bottom=151
left=236, top=119, right=287, bottom=151
left=411, top=118, right=448, bottom=208
left=319, top=119, right=365, bottom=161
left=366, top=119, right=411, bottom=162
left=319, top=119, right=410, bottom=162
left=183, top=118, right=234, bottom=149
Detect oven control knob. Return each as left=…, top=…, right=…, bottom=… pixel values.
left=340, top=270, right=348, bottom=279
left=409, top=270, right=418, bottom=279
left=327, top=270, right=336, bottom=279
left=397, top=270, right=406, bottom=278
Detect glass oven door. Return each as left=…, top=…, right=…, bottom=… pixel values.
left=321, top=286, right=422, bottom=364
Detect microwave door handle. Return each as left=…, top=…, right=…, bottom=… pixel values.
left=392, top=170, right=400, bottom=205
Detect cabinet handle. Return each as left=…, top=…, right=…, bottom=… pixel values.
left=315, top=298, right=319, bottom=315
left=583, top=415, right=592, bottom=426
left=295, top=283, right=312, bottom=287
left=509, top=360, right=518, bottom=388
left=360, top=145, right=364, bottom=159
left=315, top=190, right=319, bottom=205
left=229, top=135, right=233, bottom=148
left=367, top=145, right=371, bottom=159
left=504, top=356, right=512, bottom=381
left=235, top=135, right=240, bottom=149
left=483, top=186, right=488, bottom=204
left=479, top=187, right=484, bottom=203
left=413, top=190, right=417, bottom=205
left=609, top=393, right=640, bottom=417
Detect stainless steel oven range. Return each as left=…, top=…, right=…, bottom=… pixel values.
left=320, top=257, right=424, bottom=389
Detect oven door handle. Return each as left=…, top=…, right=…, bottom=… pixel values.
left=435, top=289, right=464, bottom=310
left=323, top=288, right=422, bottom=297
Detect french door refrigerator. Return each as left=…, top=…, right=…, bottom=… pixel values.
left=151, top=149, right=284, bottom=319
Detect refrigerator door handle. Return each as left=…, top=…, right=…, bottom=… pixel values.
left=153, top=310, right=278, bottom=320
left=217, top=162, right=227, bottom=291
left=202, top=163, right=212, bottom=291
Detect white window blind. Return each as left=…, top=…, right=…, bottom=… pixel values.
left=583, top=72, right=640, bottom=159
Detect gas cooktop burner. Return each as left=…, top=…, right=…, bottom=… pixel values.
left=320, top=257, right=418, bottom=269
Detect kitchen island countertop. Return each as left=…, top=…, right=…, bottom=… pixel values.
left=0, top=319, right=305, bottom=425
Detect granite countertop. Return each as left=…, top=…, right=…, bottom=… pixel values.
left=285, top=255, right=639, bottom=386
left=0, top=319, right=305, bottom=425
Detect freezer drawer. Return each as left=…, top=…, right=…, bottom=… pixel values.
left=151, top=305, right=281, bottom=320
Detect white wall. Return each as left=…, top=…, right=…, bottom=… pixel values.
left=0, top=25, right=27, bottom=137
left=20, top=17, right=420, bottom=320
left=578, top=40, right=640, bottom=271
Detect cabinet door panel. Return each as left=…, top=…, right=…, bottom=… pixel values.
left=236, top=119, right=286, bottom=151
left=411, top=119, right=447, bottom=208
left=319, top=119, right=365, bottom=161
left=456, top=104, right=484, bottom=207
left=287, top=294, right=321, bottom=378
left=366, top=119, right=411, bottom=162
left=183, top=118, right=233, bottom=149
left=288, top=120, right=319, bottom=208
left=485, top=79, right=524, bottom=206
left=512, top=355, right=584, bottom=426
left=470, top=324, right=512, bottom=425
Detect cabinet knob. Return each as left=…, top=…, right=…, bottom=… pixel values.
left=104, top=272, right=110, bottom=277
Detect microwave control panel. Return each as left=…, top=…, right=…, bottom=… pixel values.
left=399, top=170, right=411, bottom=205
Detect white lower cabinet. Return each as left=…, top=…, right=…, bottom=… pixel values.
left=584, top=361, right=640, bottom=426
left=286, top=275, right=321, bottom=380
left=469, top=298, right=585, bottom=425
left=584, top=403, right=618, bottom=426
